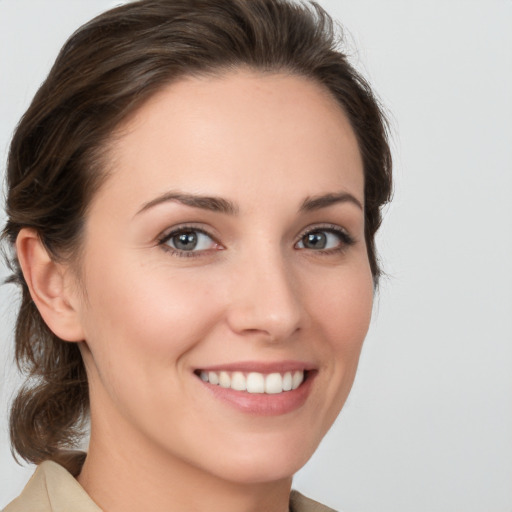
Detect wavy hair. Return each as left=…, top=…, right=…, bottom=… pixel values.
left=2, top=0, right=392, bottom=472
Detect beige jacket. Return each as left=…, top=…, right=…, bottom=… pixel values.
left=3, top=461, right=336, bottom=512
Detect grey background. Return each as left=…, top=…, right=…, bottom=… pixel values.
left=1, top=1, right=511, bottom=511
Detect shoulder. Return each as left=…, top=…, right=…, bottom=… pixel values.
left=290, top=489, right=338, bottom=512
left=3, top=460, right=101, bottom=512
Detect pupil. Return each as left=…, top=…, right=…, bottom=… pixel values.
left=304, top=232, right=326, bottom=249
left=174, top=231, right=197, bottom=250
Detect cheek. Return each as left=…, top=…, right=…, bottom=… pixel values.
left=79, top=257, right=225, bottom=378
left=306, top=261, right=373, bottom=414
left=310, top=263, right=374, bottom=352
left=78, top=262, right=228, bottom=432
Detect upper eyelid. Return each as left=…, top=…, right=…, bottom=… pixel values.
left=295, top=224, right=356, bottom=250
left=158, top=224, right=219, bottom=243
left=157, top=226, right=221, bottom=257
left=296, top=223, right=352, bottom=238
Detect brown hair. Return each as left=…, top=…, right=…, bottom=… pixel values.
left=2, top=0, right=392, bottom=470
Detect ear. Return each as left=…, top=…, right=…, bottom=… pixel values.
left=16, top=228, right=85, bottom=342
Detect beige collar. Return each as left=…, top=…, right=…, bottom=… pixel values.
left=3, top=460, right=101, bottom=512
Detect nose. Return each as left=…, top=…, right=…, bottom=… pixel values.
left=226, top=248, right=304, bottom=343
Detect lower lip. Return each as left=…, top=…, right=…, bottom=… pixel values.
left=197, top=372, right=316, bottom=416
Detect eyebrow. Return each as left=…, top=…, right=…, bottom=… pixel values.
left=299, top=192, right=363, bottom=212
left=135, top=190, right=363, bottom=217
left=136, top=192, right=239, bottom=216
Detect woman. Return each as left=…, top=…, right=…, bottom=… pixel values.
left=2, top=0, right=391, bottom=511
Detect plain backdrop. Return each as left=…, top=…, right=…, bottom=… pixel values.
left=1, top=1, right=511, bottom=511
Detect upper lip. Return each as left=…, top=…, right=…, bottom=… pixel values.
left=195, top=360, right=316, bottom=374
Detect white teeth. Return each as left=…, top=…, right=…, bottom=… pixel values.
left=219, top=371, right=231, bottom=388
left=265, top=373, right=283, bottom=394
left=247, top=372, right=265, bottom=393
left=199, top=369, right=305, bottom=394
left=282, top=372, right=293, bottom=391
left=292, top=370, right=303, bottom=390
left=231, top=371, right=247, bottom=391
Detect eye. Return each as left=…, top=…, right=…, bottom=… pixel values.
left=159, top=228, right=219, bottom=255
left=295, top=226, right=354, bottom=252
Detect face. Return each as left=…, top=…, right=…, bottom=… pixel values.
left=72, top=70, right=373, bottom=484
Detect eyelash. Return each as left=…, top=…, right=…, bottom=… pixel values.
left=157, top=224, right=355, bottom=258
left=297, top=224, right=355, bottom=255
left=158, top=225, right=220, bottom=258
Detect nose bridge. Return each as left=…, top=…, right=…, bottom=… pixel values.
left=226, top=241, right=303, bottom=341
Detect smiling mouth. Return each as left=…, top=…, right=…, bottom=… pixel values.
left=195, top=370, right=308, bottom=394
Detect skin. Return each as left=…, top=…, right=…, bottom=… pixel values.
left=18, top=70, right=373, bottom=512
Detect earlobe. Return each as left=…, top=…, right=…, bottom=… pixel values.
left=16, top=228, right=85, bottom=342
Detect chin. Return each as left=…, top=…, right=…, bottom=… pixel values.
left=211, top=451, right=311, bottom=485
left=195, top=427, right=324, bottom=485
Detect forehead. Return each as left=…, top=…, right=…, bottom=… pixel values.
left=93, top=70, right=364, bottom=214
